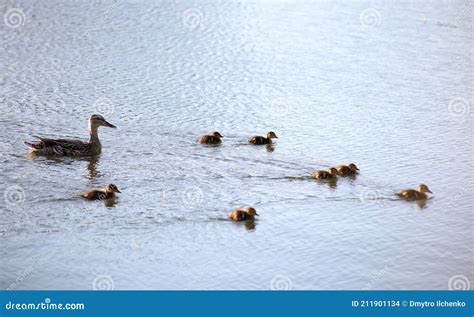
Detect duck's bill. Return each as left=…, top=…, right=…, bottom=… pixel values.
left=426, top=189, right=432, bottom=193
left=355, top=167, right=360, bottom=170
left=115, top=189, right=122, bottom=193
left=104, top=120, right=117, bottom=128
left=255, top=213, right=260, bottom=216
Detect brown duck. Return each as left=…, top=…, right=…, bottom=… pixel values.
left=336, top=163, right=359, bottom=176
left=228, top=207, right=259, bottom=221
left=312, top=167, right=338, bottom=180
left=24, top=114, right=116, bottom=156
left=199, top=131, right=223, bottom=144
left=249, top=131, right=278, bottom=145
left=396, top=184, right=432, bottom=201
left=80, top=184, right=121, bottom=200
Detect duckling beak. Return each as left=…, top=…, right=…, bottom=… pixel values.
left=255, top=213, right=259, bottom=216
left=354, top=167, right=360, bottom=170
left=103, top=120, right=117, bottom=128
left=426, top=189, right=432, bottom=193
left=115, top=189, right=122, bottom=193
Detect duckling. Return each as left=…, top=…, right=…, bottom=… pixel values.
left=312, top=167, right=338, bottom=180
left=199, top=131, right=223, bottom=144
left=396, top=184, right=432, bottom=201
left=228, top=207, right=259, bottom=221
left=336, top=163, right=359, bottom=176
left=80, top=184, right=121, bottom=200
left=249, top=131, right=278, bottom=145
left=24, top=114, right=116, bottom=156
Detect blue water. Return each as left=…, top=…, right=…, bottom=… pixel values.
left=0, top=0, right=472, bottom=290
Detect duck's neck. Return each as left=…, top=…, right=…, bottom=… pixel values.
left=88, top=125, right=101, bottom=144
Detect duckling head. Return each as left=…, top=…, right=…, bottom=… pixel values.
left=348, top=163, right=359, bottom=171
left=105, top=183, right=121, bottom=193
left=89, top=114, right=116, bottom=130
left=246, top=207, right=259, bottom=216
left=211, top=131, right=223, bottom=138
left=267, top=131, right=278, bottom=139
left=418, top=184, right=432, bottom=193
left=328, top=167, right=338, bottom=175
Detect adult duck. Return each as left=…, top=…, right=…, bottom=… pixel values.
left=24, top=114, right=116, bottom=156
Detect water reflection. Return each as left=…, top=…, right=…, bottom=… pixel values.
left=416, top=199, right=428, bottom=209
left=244, top=220, right=256, bottom=231
left=104, top=196, right=119, bottom=208
left=327, top=179, right=337, bottom=189
left=85, top=156, right=100, bottom=179
left=24, top=152, right=102, bottom=180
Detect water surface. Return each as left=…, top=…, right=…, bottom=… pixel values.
left=0, top=0, right=472, bottom=290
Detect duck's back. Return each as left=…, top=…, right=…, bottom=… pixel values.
left=229, top=210, right=253, bottom=221
left=396, top=189, right=426, bottom=200
left=26, top=137, right=100, bottom=156
left=199, top=135, right=221, bottom=144
left=249, top=136, right=268, bottom=145
left=81, top=189, right=111, bottom=200
left=336, top=165, right=352, bottom=176
left=313, top=170, right=329, bottom=179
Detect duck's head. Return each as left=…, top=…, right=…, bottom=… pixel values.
left=328, top=167, right=338, bottom=175
left=89, top=114, right=116, bottom=129
left=348, top=163, right=359, bottom=171
left=246, top=207, right=259, bottom=216
left=267, top=131, right=278, bottom=139
left=211, top=131, right=223, bottom=138
left=105, top=183, right=121, bottom=193
left=418, top=184, right=432, bottom=193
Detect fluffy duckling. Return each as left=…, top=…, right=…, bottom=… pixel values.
left=199, top=131, right=223, bottom=144
left=312, top=167, right=338, bottom=180
left=336, top=163, right=359, bottom=176
left=80, top=183, right=121, bottom=200
left=396, top=184, right=432, bottom=201
left=249, top=131, right=278, bottom=145
left=228, top=207, right=259, bottom=221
